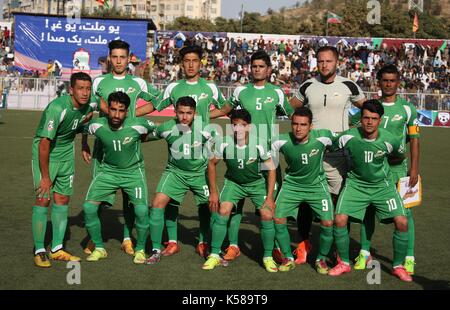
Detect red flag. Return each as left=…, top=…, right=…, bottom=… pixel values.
left=413, top=13, right=419, bottom=33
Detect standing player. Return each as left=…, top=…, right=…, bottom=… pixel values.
left=354, top=65, right=420, bottom=274
left=31, top=72, right=93, bottom=267
left=82, top=91, right=155, bottom=264
left=82, top=40, right=160, bottom=256
left=145, top=97, right=215, bottom=264
left=289, top=46, right=366, bottom=264
left=204, top=109, right=278, bottom=272
left=329, top=100, right=412, bottom=282
left=272, top=107, right=335, bottom=274
left=210, top=50, right=294, bottom=262
left=136, top=45, right=228, bottom=257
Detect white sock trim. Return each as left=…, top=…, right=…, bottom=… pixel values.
left=360, top=250, right=371, bottom=257
left=35, top=248, right=46, bottom=255
left=209, top=253, right=220, bottom=259
left=405, top=256, right=415, bottom=261
left=123, top=237, right=131, bottom=242
left=168, top=240, right=178, bottom=243
left=51, top=244, right=63, bottom=253
left=152, top=248, right=161, bottom=253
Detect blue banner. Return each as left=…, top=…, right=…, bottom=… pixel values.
left=14, top=14, right=148, bottom=78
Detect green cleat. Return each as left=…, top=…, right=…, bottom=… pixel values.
left=86, top=248, right=108, bottom=262
left=278, top=258, right=295, bottom=272
left=315, top=259, right=329, bottom=275
left=404, top=258, right=415, bottom=275
left=354, top=253, right=372, bottom=270
left=133, top=250, right=146, bottom=264
left=263, top=257, right=278, bottom=273
left=202, top=255, right=221, bottom=270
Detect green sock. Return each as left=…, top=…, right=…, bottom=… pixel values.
left=134, top=205, right=149, bottom=251
left=360, top=208, right=376, bottom=252
left=406, top=208, right=415, bottom=257
left=122, top=195, right=135, bottom=240
left=197, top=204, right=211, bottom=243
left=211, top=215, right=229, bottom=255
left=260, top=220, right=275, bottom=258
left=32, top=206, right=48, bottom=253
left=83, top=202, right=104, bottom=248
left=393, top=230, right=408, bottom=267
left=149, top=207, right=165, bottom=250
left=227, top=200, right=244, bottom=246
left=334, top=226, right=350, bottom=264
left=165, top=202, right=179, bottom=242
left=275, top=223, right=294, bottom=259
left=317, top=225, right=334, bottom=260
left=51, top=204, right=69, bottom=251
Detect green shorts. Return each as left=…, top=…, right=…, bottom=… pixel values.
left=275, top=180, right=334, bottom=221
left=32, top=159, right=74, bottom=197
left=85, top=168, right=148, bottom=206
left=335, top=181, right=406, bottom=222
left=390, top=168, right=407, bottom=185
left=156, top=170, right=209, bottom=205
left=220, top=178, right=267, bottom=209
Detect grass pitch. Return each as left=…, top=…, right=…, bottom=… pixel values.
left=0, top=110, right=449, bottom=290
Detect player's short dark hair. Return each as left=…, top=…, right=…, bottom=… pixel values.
left=230, top=108, right=252, bottom=124
left=317, top=46, right=339, bottom=60
left=180, top=45, right=203, bottom=60
left=108, top=40, right=130, bottom=55
left=176, top=96, right=197, bottom=110
left=376, top=64, right=400, bottom=81
left=251, top=50, right=271, bottom=67
left=361, top=99, right=384, bottom=117
left=70, top=72, right=92, bottom=87
left=292, top=106, right=313, bottom=124
left=108, top=91, right=131, bottom=109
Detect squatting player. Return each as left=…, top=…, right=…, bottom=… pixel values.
left=31, top=72, right=94, bottom=267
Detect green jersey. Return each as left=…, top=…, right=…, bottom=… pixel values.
left=86, top=117, right=156, bottom=173
left=228, top=83, right=294, bottom=143
left=92, top=73, right=160, bottom=117
left=156, top=119, right=213, bottom=176
left=272, top=130, right=336, bottom=187
left=32, top=95, right=93, bottom=161
left=215, top=135, right=271, bottom=185
left=154, top=78, right=227, bottom=124
left=335, top=127, right=405, bottom=187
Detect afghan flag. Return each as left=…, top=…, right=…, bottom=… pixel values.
left=97, top=0, right=110, bottom=9
left=327, top=12, right=343, bottom=24
left=412, top=13, right=419, bottom=33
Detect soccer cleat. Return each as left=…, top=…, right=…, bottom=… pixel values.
left=315, top=259, right=329, bottom=275
left=133, top=250, right=146, bottom=264
left=392, top=266, right=413, bottom=282
left=354, top=253, right=373, bottom=270
left=195, top=243, right=210, bottom=259
left=202, top=255, right=222, bottom=270
left=272, top=248, right=284, bottom=264
left=161, top=242, right=180, bottom=257
left=49, top=249, right=81, bottom=262
left=328, top=262, right=351, bottom=276
left=263, top=257, right=278, bottom=273
left=293, top=240, right=312, bottom=265
left=145, top=250, right=161, bottom=265
left=121, top=239, right=135, bottom=256
left=278, top=258, right=295, bottom=272
left=404, top=258, right=415, bottom=275
left=86, top=248, right=108, bottom=262
left=34, top=252, right=51, bottom=268
left=223, top=245, right=240, bottom=261
left=83, top=239, right=95, bottom=255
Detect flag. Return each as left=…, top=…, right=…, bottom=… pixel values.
left=413, top=13, right=419, bottom=33
left=439, top=41, right=447, bottom=52
left=327, top=12, right=342, bottom=24
left=97, top=0, right=110, bottom=9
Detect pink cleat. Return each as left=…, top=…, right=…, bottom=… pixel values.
left=328, top=262, right=351, bottom=276
left=392, top=266, right=413, bottom=282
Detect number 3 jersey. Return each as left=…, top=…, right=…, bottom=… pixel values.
left=86, top=117, right=156, bottom=173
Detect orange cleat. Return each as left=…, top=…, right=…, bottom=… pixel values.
left=293, top=240, right=312, bottom=265
left=161, top=242, right=180, bottom=256
left=195, top=242, right=210, bottom=258
left=223, top=245, right=241, bottom=261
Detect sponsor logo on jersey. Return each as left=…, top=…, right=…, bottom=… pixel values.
left=246, top=158, right=257, bottom=164
left=199, top=93, right=209, bottom=100
left=374, top=150, right=385, bottom=158
left=309, top=149, right=319, bottom=157
left=123, top=137, right=133, bottom=145
left=47, top=120, right=54, bottom=131
left=391, top=114, right=403, bottom=122
left=126, top=87, right=136, bottom=94
left=147, top=120, right=155, bottom=127
left=398, top=144, right=405, bottom=154
left=264, top=97, right=274, bottom=104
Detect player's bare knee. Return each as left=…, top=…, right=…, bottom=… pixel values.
left=54, top=193, right=69, bottom=205
left=34, top=198, right=50, bottom=207
left=219, top=208, right=231, bottom=217
left=259, top=210, right=273, bottom=221
left=334, top=214, right=348, bottom=227
left=394, top=216, right=408, bottom=232
left=321, top=220, right=333, bottom=227
left=274, top=217, right=286, bottom=225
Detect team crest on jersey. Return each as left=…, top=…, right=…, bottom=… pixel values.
left=147, top=120, right=155, bottom=127
left=123, top=137, right=133, bottom=145
left=438, top=112, right=450, bottom=125
left=374, top=150, right=385, bottom=158
left=246, top=158, right=257, bottom=164
left=391, top=114, right=403, bottom=122
left=309, top=149, right=319, bottom=157
left=264, top=97, right=274, bottom=104
left=47, top=120, right=54, bottom=131
left=126, top=87, right=136, bottom=94
left=199, top=93, right=209, bottom=100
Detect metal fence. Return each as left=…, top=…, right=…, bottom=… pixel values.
left=1, top=77, right=450, bottom=111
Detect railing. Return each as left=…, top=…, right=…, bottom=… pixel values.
left=1, top=77, right=449, bottom=111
